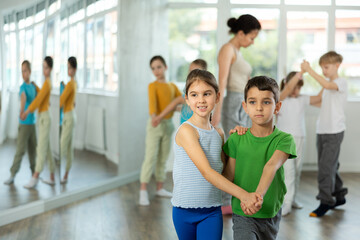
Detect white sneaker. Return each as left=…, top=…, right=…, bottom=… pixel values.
left=60, top=178, right=68, bottom=184
left=4, top=176, right=14, bottom=185
left=282, top=203, right=291, bottom=216
left=139, top=190, right=150, bottom=206
left=24, top=177, right=38, bottom=189
left=292, top=200, right=303, bottom=209
left=41, top=179, right=55, bottom=185
left=156, top=188, right=172, bottom=198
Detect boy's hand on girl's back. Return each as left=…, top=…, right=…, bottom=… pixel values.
left=240, top=192, right=263, bottom=216
left=229, top=125, right=248, bottom=136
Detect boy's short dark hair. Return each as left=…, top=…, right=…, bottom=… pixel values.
left=244, top=76, right=279, bottom=103
left=191, top=59, right=207, bottom=70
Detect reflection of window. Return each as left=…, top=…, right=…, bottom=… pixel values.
left=232, top=8, right=279, bottom=79
left=287, top=11, right=328, bottom=95
left=169, top=8, right=217, bottom=83
left=33, top=23, right=44, bottom=86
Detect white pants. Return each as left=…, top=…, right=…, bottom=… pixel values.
left=283, top=136, right=304, bottom=206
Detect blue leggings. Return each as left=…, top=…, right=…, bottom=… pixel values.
left=172, top=206, right=223, bottom=240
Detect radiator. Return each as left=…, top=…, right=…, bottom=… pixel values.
left=85, top=105, right=106, bottom=153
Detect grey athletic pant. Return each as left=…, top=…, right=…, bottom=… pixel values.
left=316, top=131, right=348, bottom=205
left=232, top=210, right=281, bottom=240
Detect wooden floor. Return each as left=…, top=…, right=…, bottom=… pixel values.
left=0, top=140, right=118, bottom=211
left=0, top=172, right=359, bottom=240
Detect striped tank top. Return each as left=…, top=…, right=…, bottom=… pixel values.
left=171, top=121, right=223, bottom=208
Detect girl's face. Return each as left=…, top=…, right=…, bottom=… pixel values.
left=67, top=62, right=76, bottom=77
left=185, top=80, right=219, bottom=119
left=43, top=61, right=51, bottom=78
left=22, top=64, right=31, bottom=82
left=290, top=85, right=302, bottom=98
left=238, top=29, right=259, bottom=48
left=150, top=59, right=167, bottom=80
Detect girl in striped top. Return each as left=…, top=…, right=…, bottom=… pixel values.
left=172, top=69, right=262, bottom=240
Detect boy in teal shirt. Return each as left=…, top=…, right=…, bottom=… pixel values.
left=223, top=76, right=297, bottom=240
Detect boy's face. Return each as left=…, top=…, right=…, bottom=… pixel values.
left=320, top=62, right=339, bottom=79
left=185, top=80, right=219, bottom=119
left=242, top=87, right=281, bottom=127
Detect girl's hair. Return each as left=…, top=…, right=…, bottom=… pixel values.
left=22, top=60, right=31, bottom=72
left=185, top=69, right=219, bottom=95
left=68, top=56, right=77, bottom=69
left=191, top=59, right=208, bottom=70
left=150, top=55, right=167, bottom=67
left=227, top=14, right=261, bottom=35
left=44, top=56, right=53, bottom=69
left=280, top=71, right=304, bottom=91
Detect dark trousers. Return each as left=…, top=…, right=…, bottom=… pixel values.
left=316, top=132, right=348, bottom=205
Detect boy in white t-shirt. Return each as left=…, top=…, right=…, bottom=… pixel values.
left=301, top=51, right=348, bottom=217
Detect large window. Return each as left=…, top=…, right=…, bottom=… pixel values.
left=335, top=10, right=360, bottom=98
left=167, top=1, right=360, bottom=99
left=287, top=11, right=328, bottom=95
left=169, top=8, right=217, bottom=83
left=232, top=8, right=279, bottom=80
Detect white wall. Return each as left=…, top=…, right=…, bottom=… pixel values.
left=303, top=101, right=360, bottom=172
left=73, top=92, right=119, bottom=164
left=117, top=0, right=168, bottom=176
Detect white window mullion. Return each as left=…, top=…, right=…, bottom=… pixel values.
left=278, top=0, right=287, bottom=80
left=328, top=0, right=336, bottom=50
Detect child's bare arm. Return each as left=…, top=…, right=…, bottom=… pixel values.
left=301, top=61, right=339, bottom=90
left=152, top=96, right=184, bottom=127
left=222, top=157, right=235, bottom=181
left=310, top=88, right=324, bottom=107
left=20, top=92, right=26, bottom=115
left=158, top=96, right=184, bottom=120
left=177, top=124, right=252, bottom=206
left=280, top=72, right=303, bottom=101
left=255, top=150, right=290, bottom=198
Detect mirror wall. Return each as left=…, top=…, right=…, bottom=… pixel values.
left=0, top=0, right=119, bottom=212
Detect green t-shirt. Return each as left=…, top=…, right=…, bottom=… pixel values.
left=223, top=126, right=297, bottom=218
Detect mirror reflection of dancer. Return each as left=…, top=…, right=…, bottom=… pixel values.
left=22, top=56, right=55, bottom=188
left=139, top=56, right=182, bottom=206
left=4, top=61, right=37, bottom=185
left=59, top=57, right=77, bottom=184
left=212, top=14, right=261, bottom=215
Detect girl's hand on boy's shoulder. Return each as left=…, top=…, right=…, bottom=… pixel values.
left=229, top=125, right=248, bottom=136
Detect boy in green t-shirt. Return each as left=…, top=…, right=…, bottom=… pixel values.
left=223, top=76, right=297, bottom=240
